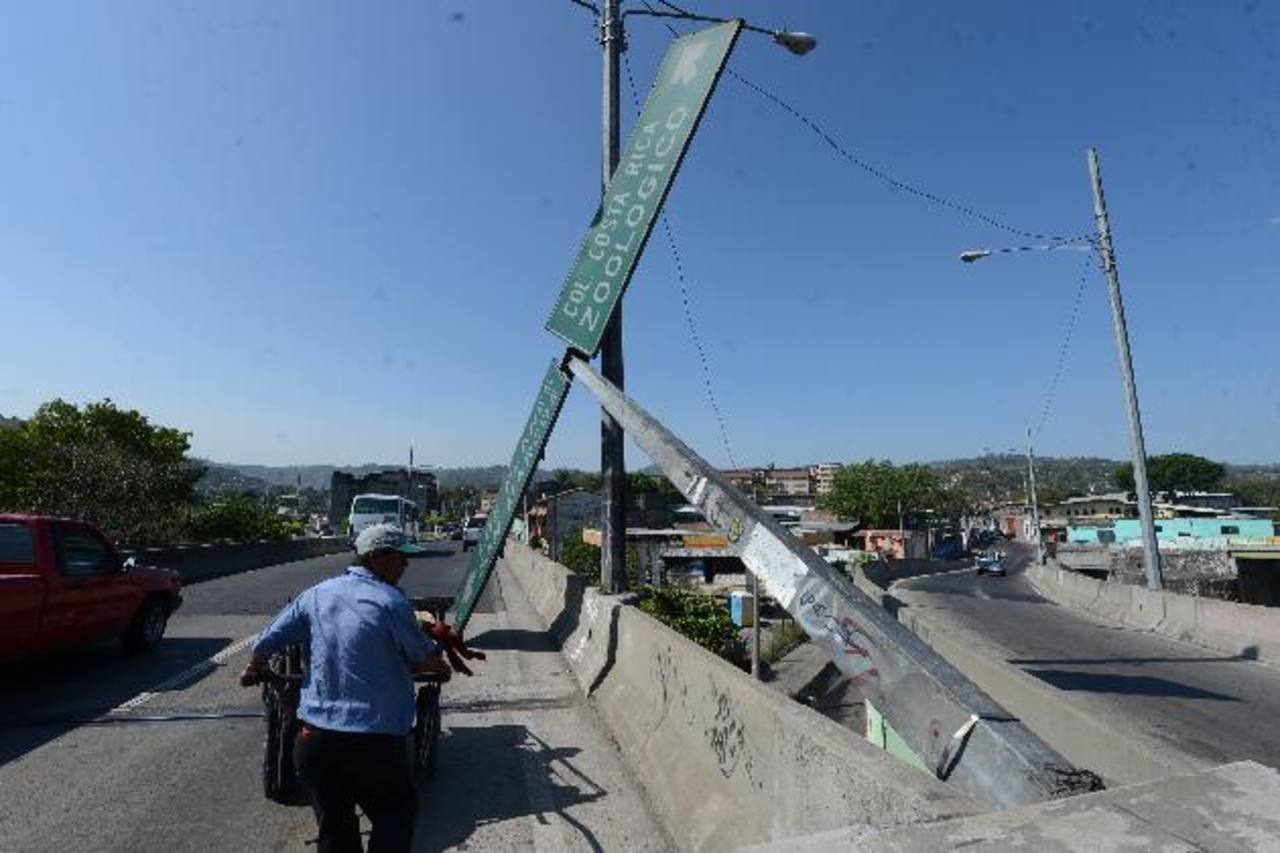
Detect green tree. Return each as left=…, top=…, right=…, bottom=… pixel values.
left=819, top=459, right=962, bottom=528
left=187, top=495, right=297, bottom=542
left=0, top=399, right=203, bottom=544
left=1114, top=453, right=1225, bottom=495
left=552, top=468, right=603, bottom=493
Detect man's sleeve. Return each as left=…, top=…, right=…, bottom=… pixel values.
left=254, top=593, right=309, bottom=658
left=389, top=597, right=437, bottom=667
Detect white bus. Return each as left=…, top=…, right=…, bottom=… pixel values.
left=348, top=493, right=420, bottom=543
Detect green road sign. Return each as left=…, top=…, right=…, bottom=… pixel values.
left=545, top=21, right=741, bottom=356
left=452, top=360, right=572, bottom=629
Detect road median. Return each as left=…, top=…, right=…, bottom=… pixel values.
left=500, top=540, right=979, bottom=851
left=1027, top=561, right=1280, bottom=666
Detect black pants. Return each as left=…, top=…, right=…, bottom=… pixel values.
left=293, top=725, right=417, bottom=853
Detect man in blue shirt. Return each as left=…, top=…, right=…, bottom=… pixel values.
left=241, top=523, right=451, bottom=853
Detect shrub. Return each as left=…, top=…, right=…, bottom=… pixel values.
left=187, top=495, right=297, bottom=542
left=559, top=529, right=601, bottom=583
left=639, top=586, right=746, bottom=668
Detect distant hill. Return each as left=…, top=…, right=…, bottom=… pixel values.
left=198, top=456, right=1280, bottom=504
left=197, top=462, right=547, bottom=494
left=928, top=455, right=1123, bottom=504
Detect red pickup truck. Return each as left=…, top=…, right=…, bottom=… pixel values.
left=0, top=514, right=183, bottom=664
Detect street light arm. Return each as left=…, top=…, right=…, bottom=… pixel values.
left=624, top=6, right=816, bottom=54
left=624, top=8, right=752, bottom=30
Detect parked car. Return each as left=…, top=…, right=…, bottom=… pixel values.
left=461, top=514, right=488, bottom=551
left=0, top=514, right=183, bottom=664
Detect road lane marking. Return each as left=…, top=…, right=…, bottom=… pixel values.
left=106, top=632, right=259, bottom=717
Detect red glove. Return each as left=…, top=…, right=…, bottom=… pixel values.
left=429, top=621, right=486, bottom=676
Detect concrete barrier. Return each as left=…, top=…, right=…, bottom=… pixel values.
left=742, top=760, right=1280, bottom=852
left=1027, top=562, right=1280, bottom=667
left=890, top=598, right=1206, bottom=786
left=123, top=537, right=350, bottom=585
left=499, top=541, right=587, bottom=640
left=500, top=541, right=979, bottom=851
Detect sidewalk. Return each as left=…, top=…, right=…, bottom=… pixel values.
left=411, top=562, right=673, bottom=851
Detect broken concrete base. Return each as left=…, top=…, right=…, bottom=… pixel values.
left=740, top=760, right=1280, bottom=851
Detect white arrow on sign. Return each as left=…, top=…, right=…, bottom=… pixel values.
left=670, top=39, right=710, bottom=86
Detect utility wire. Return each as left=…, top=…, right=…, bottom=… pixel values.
left=638, top=0, right=1087, bottom=245
left=630, top=0, right=1094, bottom=454
left=725, top=69, right=1090, bottom=246
left=622, top=49, right=739, bottom=469
left=1033, top=244, right=1099, bottom=438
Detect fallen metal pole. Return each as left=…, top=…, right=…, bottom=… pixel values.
left=565, top=354, right=1102, bottom=810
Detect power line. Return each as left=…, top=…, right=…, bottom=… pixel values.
left=622, top=50, right=738, bottom=468
left=636, top=0, right=1087, bottom=245
left=1033, top=245, right=1099, bottom=438
left=724, top=68, right=1090, bottom=246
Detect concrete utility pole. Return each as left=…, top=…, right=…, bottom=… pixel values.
left=1026, top=426, right=1043, bottom=565
left=599, top=0, right=628, bottom=594
left=1088, top=148, right=1163, bottom=590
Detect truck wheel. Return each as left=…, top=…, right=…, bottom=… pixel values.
left=123, top=598, right=169, bottom=654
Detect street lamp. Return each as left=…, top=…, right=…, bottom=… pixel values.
left=956, top=149, right=1163, bottom=589
left=622, top=6, right=819, bottom=56
left=590, top=0, right=816, bottom=595
left=773, top=30, right=818, bottom=55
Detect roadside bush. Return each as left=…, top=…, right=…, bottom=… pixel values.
left=559, top=529, right=601, bottom=583
left=558, top=529, right=646, bottom=587
left=186, top=495, right=298, bottom=543
left=638, top=586, right=746, bottom=669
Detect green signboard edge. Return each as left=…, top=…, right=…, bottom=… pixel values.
left=452, top=359, right=573, bottom=630
left=543, top=20, right=743, bottom=356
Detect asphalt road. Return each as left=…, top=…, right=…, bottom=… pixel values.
left=0, top=543, right=667, bottom=852
left=895, top=543, right=1280, bottom=771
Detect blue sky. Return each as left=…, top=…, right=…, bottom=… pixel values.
left=1, top=1, right=1276, bottom=469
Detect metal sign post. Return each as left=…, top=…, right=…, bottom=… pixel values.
left=565, top=354, right=1102, bottom=810
left=452, top=361, right=572, bottom=629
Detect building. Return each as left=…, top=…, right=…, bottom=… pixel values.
left=812, top=463, right=841, bottom=497
left=990, top=503, right=1028, bottom=540
left=1159, top=492, right=1241, bottom=512
left=1048, top=493, right=1137, bottom=522
left=1067, top=517, right=1276, bottom=547
left=852, top=529, right=929, bottom=560
left=329, top=468, right=439, bottom=529
left=765, top=467, right=813, bottom=501
left=527, top=488, right=603, bottom=561
left=722, top=468, right=763, bottom=494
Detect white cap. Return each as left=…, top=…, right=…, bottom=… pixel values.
left=354, top=523, right=424, bottom=556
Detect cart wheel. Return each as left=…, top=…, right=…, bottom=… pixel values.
left=413, top=683, right=442, bottom=778
left=263, top=691, right=285, bottom=801
left=263, top=689, right=301, bottom=803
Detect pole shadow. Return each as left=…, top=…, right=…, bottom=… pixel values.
left=1023, top=668, right=1240, bottom=700
left=413, top=724, right=608, bottom=852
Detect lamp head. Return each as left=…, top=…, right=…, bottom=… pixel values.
left=773, top=30, right=817, bottom=56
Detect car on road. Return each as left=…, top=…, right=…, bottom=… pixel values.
left=461, top=514, right=487, bottom=551
left=0, top=514, right=184, bottom=664
left=974, top=551, right=1006, bottom=577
